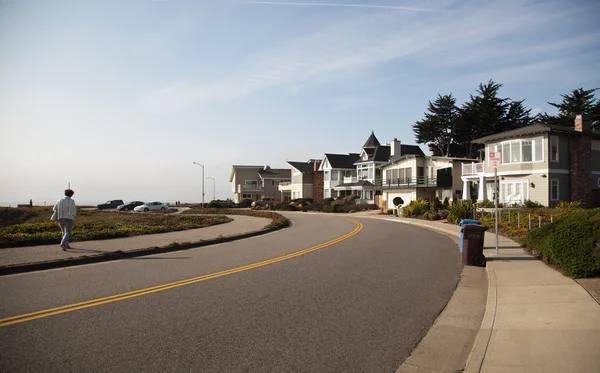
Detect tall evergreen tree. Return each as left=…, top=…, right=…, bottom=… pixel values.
left=544, top=88, right=599, bottom=130
left=455, top=80, right=531, bottom=158
left=412, top=94, right=459, bottom=157
left=413, top=80, right=532, bottom=159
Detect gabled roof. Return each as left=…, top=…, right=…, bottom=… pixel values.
left=287, top=161, right=316, bottom=173
left=362, top=131, right=381, bottom=148
left=229, top=165, right=263, bottom=182
left=323, top=153, right=360, bottom=169
left=258, top=168, right=291, bottom=179
left=472, top=123, right=600, bottom=143
left=355, top=145, right=391, bottom=164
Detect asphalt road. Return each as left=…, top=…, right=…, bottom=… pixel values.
left=0, top=213, right=461, bottom=372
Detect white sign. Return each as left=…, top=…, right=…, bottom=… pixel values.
left=489, top=152, right=500, bottom=168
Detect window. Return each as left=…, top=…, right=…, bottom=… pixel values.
left=331, top=171, right=338, bottom=181
left=343, top=170, right=353, bottom=177
left=242, top=194, right=252, bottom=199
left=551, top=179, right=559, bottom=201
left=292, top=171, right=301, bottom=184
left=522, top=140, right=532, bottom=162
left=511, top=141, right=521, bottom=162
left=245, top=180, right=257, bottom=186
left=502, top=143, right=510, bottom=164
left=534, top=138, right=543, bottom=161
left=550, top=137, right=559, bottom=162
left=499, top=137, right=543, bottom=164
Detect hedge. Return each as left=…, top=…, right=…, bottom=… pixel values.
left=523, top=208, right=600, bottom=278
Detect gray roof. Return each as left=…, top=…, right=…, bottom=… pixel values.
left=258, top=168, right=291, bottom=179
left=400, top=144, right=425, bottom=156
left=287, top=161, right=317, bottom=173
left=362, top=131, right=381, bottom=148
left=324, top=153, right=360, bottom=169
left=473, top=123, right=600, bottom=143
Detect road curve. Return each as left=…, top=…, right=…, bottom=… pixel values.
left=0, top=213, right=461, bottom=372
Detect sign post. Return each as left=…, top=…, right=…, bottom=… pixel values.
left=489, top=152, right=500, bottom=254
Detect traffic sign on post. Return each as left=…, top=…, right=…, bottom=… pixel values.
left=489, top=152, right=500, bottom=168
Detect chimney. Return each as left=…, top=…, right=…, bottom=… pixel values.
left=390, top=138, right=402, bottom=157
left=313, top=159, right=322, bottom=171
left=574, top=114, right=590, bottom=132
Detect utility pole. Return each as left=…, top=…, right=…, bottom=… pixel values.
left=192, top=162, right=205, bottom=207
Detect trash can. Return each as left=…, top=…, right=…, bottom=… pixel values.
left=459, top=219, right=482, bottom=253
left=462, top=224, right=487, bottom=267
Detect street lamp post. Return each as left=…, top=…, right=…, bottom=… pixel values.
left=192, top=162, right=205, bottom=207
left=207, top=177, right=216, bottom=202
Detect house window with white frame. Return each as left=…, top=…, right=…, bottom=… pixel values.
left=497, top=137, right=544, bottom=165
left=242, top=193, right=252, bottom=199
left=331, top=171, right=338, bottom=181
left=550, top=137, right=559, bottom=162
left=550, top=179, right=559, bottom=201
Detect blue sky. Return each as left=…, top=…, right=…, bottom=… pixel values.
left=1, top=0, right=599, bottom=205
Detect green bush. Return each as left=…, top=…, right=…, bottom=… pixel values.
left=555, top=200, right=582, bottom=210
left=402, top=199, right=430, bottom=217
left=447, top=200, right=476, bottom=224
left=442, top=197, right=450, bottom=209
left=524, top=208, right=600, bottom=278
left=238, top=199, right=253, bottom=208
left=523, top=199, right=543, bottom=208
left=387, top=208, right=394, bottom=215
left=477, top=200, right=495, bottom=208
left=207, top=199, right=237, bottom=209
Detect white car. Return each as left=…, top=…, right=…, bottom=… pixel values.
left=134, top=201, right=168, bottom=212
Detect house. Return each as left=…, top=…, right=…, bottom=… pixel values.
left=278, top=159, right=323, bottom=201
left=332, top=132, right=425, bottom=204
left=318, top=153, right=360, bottom=199
left=463, top=115, right=600, bottom=207
left=378, top=154, right=479, bottom=210
left=229, top=165, right=291, bottom=203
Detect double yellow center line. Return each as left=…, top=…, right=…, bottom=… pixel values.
left=0, top=219, right=363, bottom=327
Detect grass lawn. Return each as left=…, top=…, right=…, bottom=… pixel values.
left=182, top=208, right=289, bottom=230
left=0, top=207, right=233, bottom=248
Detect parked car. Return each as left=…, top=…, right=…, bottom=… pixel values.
left=251, top=198, right=275, bottom=207
left=117, top=201, right=145, bottom=212
left=97, top=200, right=124, bottom=210
left=134, top=201, right=168, bottom=212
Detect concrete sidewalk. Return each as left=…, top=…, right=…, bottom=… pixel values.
left=0, top=215, right=271, bottom=272
left=375, top=215, right=600, bottom=373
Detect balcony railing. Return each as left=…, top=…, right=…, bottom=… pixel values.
left=462, top=162, right=484, bottom=176
left=374, top=177, right=439, bottom=189
left=278, top=181, right=291, bottom=187
left=238, top=184, right=264, bottom=193
left=343, top=176, right=358, bottom=183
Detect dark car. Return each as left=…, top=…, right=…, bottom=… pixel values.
left=117, top=201, right=145, bottom=212
left=251, top=198, right=275, bottom=207
left=97, top=200, right=124, bottom=210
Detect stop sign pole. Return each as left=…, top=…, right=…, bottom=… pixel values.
left=490, top=152, right=500, bottom=254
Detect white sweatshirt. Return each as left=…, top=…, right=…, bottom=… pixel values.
left=51, top=196, right=77, bottom=220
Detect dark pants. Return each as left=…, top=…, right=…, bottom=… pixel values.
left=59, top=218, right=74, bottom=247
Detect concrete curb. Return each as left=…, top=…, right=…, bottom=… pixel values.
left=0, top=227, right=283, bottom=276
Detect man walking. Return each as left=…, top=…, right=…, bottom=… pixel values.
left=51, top=189, right=77, bottom=250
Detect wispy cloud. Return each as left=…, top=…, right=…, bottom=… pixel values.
left=139, top=0, right=599, bottom=113
left=246, top=1, right=458, bottom=13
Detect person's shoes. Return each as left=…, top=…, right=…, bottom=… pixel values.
left=61, top=245, right=68, bottom=251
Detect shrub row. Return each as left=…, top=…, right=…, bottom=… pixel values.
left=523, top=208, right=600, bottom=278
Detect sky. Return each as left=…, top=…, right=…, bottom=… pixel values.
left=1, top=0, right=599, bottom=206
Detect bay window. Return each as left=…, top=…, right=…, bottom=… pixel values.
left=497, top=137, right=544, bottom=165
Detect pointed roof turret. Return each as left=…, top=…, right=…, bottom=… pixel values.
left=362, top=131, right=380, bottom=148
